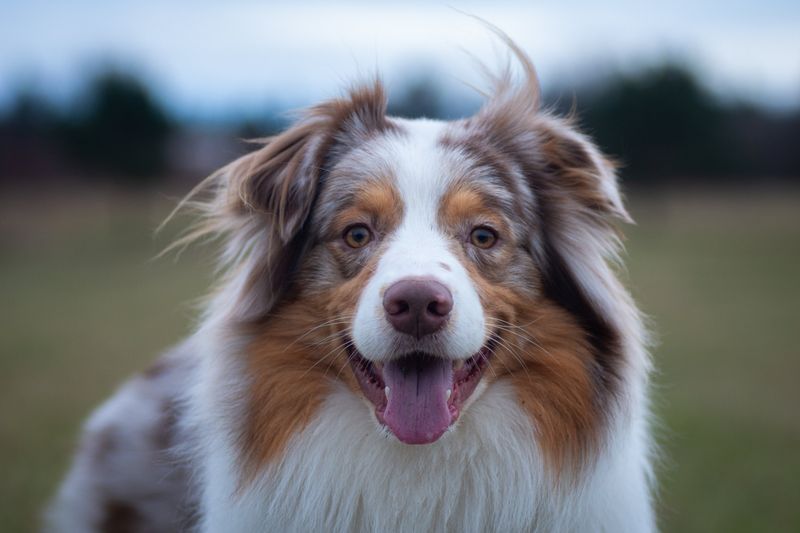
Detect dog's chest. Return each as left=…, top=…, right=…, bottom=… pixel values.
left=207, top=382, right=558, bottom=532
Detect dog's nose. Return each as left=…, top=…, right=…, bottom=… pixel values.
left=383, top=279, right=453, bottom=338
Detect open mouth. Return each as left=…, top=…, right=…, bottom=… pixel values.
left=346, top=337, right=496, bottom=445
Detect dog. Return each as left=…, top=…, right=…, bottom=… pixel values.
left=46, top=35, right=656, bottom=532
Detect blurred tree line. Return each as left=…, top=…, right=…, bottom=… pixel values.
left=0, top=72, right=173, bottom=184
left=1, top=63, right=797, bottom=186
left=568, top=64, right=800, bottom=183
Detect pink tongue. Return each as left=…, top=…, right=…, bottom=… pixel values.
left=382, top=354, right=453, bottom=444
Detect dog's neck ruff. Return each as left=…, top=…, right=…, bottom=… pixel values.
left=194, top=345, right=652, bottom=533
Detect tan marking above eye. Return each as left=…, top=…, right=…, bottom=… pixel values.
left=343, top=224, right=372, bottom=248
left=469, top=226, right=498, bottom=249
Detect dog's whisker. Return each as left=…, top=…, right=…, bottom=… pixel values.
left=281, top=316, right=355, bottom=352
left=303, top=342, right=351, bottom=381
left=491, top=335, right=533, bottom=382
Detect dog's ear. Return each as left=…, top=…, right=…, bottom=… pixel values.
left=528, top=116, right=634, bottom=389
left=532, top=116, right=631, bottom=224
left=189, top=80, right=391, bottom=322
left=226, top=81, right=393, bottom=244
left=473, top=40, right=635, bottom=390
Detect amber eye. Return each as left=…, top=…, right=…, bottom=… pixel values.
left=343, top=224, right=372, bottom=248
left=469, top=226, right=498, bottom=249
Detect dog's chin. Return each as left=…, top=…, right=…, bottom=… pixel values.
left=346, top=337, right=496, bottom=445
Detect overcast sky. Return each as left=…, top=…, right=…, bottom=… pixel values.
left=2, top=0, right=799, bottom=117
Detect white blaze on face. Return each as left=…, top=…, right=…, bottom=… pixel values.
left=352, top=118, right=486, bottom=362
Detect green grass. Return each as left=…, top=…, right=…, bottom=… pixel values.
left=0, top=191, right=213, bottom=532
left=1, top=187, right=798, bottom=532
left=625, top=190, right=800, bottom=532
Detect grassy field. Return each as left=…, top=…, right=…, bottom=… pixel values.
left=1, top=187, right=798, bottom=532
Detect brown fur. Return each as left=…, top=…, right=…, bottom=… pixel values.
left=240, top=310, right=335, bottom=482
left=437, top=183, right=517, bottom=273
left=327, top=178, right=404, bottom=239
left=436, top=37, right=632, bottom=473
left=488, top=295, right=602, bottom=474
left=89, top=427, right=119, bottom=466
left=438, top=186, right=601, bottom=473
left=240, top=251, right=385, bottom=479
left=99, top=500, right=141, bottom=533
left=439, top=185, right=507, bottom=229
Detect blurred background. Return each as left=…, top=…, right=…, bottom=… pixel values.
left=1, top=1, right=798, bottom=531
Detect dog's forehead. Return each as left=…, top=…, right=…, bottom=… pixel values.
left=376, top=118, right=461, bottom=214
left=351, top=119, right=461, bottom=194
left=317, top=117, right=520, bottom=226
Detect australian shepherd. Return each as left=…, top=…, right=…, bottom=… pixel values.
left=46, top=35, right=656, bottom=532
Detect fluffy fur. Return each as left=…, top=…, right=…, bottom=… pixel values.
left=46, top=33, right=656, bottom=533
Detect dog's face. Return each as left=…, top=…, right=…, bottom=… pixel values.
left=209, top=53, right=632, bottom=475
left=306, top=118, right=540, bottom=445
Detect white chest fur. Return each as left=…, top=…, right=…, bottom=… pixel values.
left=197, top=380, right=654, bottom=533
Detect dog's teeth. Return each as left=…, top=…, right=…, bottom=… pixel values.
left=446, top=389, right=452, bottom=400
left=454, top=360, right=464, bottom=371
left=384, top=386, right=391, bottom=399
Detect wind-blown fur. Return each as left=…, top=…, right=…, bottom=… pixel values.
left=46, top=30, right=656, bottom=533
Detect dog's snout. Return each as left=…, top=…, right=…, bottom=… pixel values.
left=383, top=279, right=453, bottom=339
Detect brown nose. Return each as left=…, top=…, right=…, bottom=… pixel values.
left=383, top=279, right=453, bottom=339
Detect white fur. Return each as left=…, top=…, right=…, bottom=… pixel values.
left=45, top=346, right=196, bottom=532
left=194, top=373, right=653, bottom=532
left=352, top=119, right=486, bottom=363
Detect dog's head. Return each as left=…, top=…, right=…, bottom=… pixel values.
left=191, top=42, right=634, bottom=475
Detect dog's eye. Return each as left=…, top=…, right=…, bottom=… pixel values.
left=469, top=226, right=498, bottom=249
left=343, top=224, right=372, bottom=248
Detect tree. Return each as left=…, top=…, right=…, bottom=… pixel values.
left=61, top=71, right=172, bottom=181
left=576, top=63, right=729, bottom=181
